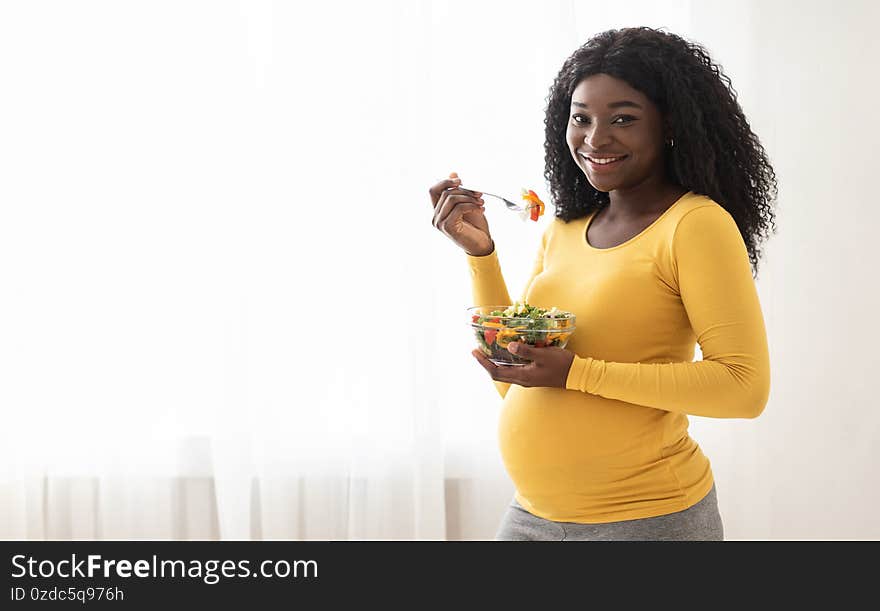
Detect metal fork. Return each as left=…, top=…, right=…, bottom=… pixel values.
left=462, top=188, right=526, bottom=212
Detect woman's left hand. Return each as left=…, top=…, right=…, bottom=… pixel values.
left=471, top=342, right=576, bottom=388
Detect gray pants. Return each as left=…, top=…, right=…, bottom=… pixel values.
left=495, top=484, right=724, bottom=541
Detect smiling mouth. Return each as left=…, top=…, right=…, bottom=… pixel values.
left=579, top=153, right=628, bottom=168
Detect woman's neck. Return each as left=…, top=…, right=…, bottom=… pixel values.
left=604, top=179, right=687, bottom=221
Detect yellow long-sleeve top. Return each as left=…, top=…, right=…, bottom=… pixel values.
left=466, top=191, right=770, bottom=523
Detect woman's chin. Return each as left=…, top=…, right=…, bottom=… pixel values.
left=585, top=176, right=615, bottom=193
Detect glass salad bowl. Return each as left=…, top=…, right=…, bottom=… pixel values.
left=467, top=302, right=576, bottom=366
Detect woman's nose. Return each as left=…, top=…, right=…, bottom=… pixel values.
left=585, top=126, right=612, bottom=148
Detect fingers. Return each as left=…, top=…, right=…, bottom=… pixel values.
left=428, top=172, right=481, bottom=207
left=429, top=172, right=464, bottom=207
left=471, top=349, right=501, bottom=378
left=429, top=178, right=461, bottom=207
left=433, top=188, right=484, bottom=231
left=471, top=349, right=521, bottom=385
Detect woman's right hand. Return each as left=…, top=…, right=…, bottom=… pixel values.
left=429, top=172, right=495, bottom=256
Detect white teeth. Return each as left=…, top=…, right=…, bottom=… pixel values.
left=585, top=155, right=624, bottom=164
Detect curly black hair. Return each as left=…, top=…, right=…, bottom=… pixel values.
left=544, top=26, right=777, bottom=278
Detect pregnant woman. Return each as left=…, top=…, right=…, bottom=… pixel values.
left=428, top=27, right=777, bottom=540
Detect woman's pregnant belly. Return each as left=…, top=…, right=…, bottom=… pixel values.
left=497, top=385, right=705, bottom=521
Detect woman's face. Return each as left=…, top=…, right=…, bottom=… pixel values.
left=565, top=73, right=668, bottom=193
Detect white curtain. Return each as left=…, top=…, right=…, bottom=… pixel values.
left=2, top=0, right=878, bottom=540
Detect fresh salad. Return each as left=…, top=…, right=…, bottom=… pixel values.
left=470, top=301, right=574, bottom=358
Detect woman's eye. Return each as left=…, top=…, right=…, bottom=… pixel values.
left=571, top=115, right=636, bottom=125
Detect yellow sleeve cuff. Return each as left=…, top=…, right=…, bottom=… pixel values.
left=565, top=355, right=603, bottom=394
left=465, top=246, right=500, bottom=275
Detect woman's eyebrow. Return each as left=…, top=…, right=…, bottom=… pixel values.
left=571, top=100, right=643, bottom=110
